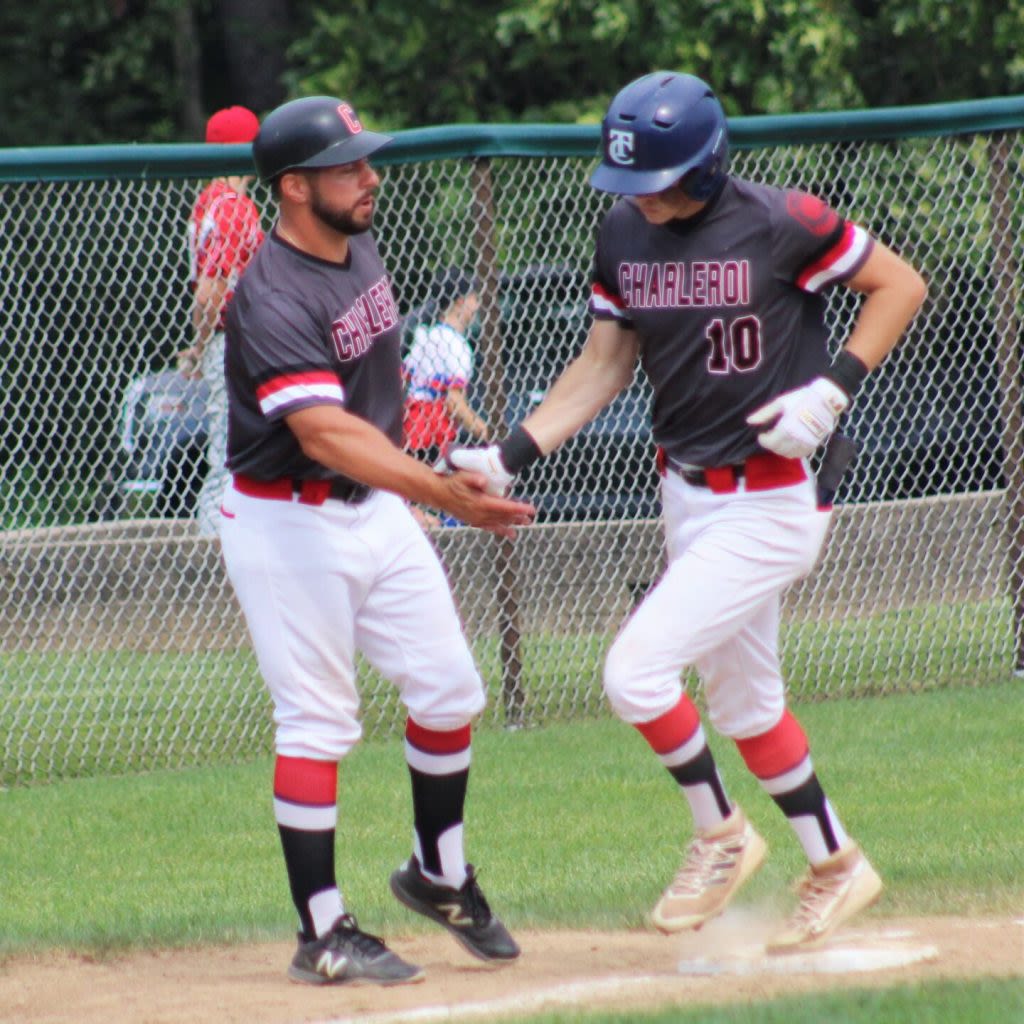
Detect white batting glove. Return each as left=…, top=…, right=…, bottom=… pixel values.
left=442, top=444, right=515, bottom=496
left=746, top=378, right=849, bottom=459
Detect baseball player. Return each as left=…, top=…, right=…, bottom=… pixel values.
left=218, top=96, right=533, bottom=985
left=180, top=106, right=264, bottom=536
left=449, top=72, right=927, bottom=951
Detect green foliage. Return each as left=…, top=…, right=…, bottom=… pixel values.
left=286, top=0, right=517, bottom=130
left=850, top=0, right=1024, bottom=106
left=0, top=0, right=190, bottom=146
left=287, top=0, right=865, bottom=125
left=281, top=0, right=1024, bottom=127
left=2, top=1, right=1023, bottom=144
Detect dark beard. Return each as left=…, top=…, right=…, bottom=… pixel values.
left=310, top=191, right=373, bottom=236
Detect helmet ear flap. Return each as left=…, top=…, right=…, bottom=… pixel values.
left=679, top=126, right=729, bottom=201
left=680, top=158, right=725, bottom=201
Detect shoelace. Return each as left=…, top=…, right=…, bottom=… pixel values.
left=668, top=834, right=740, bottom=896
left=327, top=913, right=390, bottom=956
left=785, top=869, right=848, bottom=927
left=459, top=865, right=493, bottom=926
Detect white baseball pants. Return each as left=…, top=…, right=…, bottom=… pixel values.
left=197, top=332, right=229, bottom=538
left=603, top=469, right=831, bottom=739
left=219, top=486, right=485, bottom=760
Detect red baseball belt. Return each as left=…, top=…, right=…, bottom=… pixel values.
left=656, top=448, right=806, bottom=494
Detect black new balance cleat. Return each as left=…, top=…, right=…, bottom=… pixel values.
left=287, top=914, right=425, bottom=986
left=389, top=857, right=521, bottom=962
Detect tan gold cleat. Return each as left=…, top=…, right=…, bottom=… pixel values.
left=766, top=842, right=883, bottom=953
left=651, top=806, right=768, bottom=933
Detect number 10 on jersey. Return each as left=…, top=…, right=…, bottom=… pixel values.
left=706, top=316, right=763, bottom=374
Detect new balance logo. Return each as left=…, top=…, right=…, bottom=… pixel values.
left=316, top=950, right=349, bottom=979
left=436, top=901, right=474, bottom=927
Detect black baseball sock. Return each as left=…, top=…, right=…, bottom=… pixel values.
left=769, top=772, right=842, bottom=855
left=634, top=694, right=733, bottom=830
left=404, top=719, right=471, bottom=887
left=273, top=755, right=344, bottom=940
left=667, top=743, right=732, bottom=820
left=735, top=710, right=850, bottom=865
left=277, top=825, right=338, bottom=940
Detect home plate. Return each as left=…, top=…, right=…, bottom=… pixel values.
left=678, top=941, right=938, bottom=976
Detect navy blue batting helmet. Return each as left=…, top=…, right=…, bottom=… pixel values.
left=253, top=96, right=393, bottom=183
left=590, top=72, right=729, bottom=199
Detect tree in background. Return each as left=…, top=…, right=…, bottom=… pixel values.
left=0, top=0, right=290, bottom=146
left=847, top=0, right=1024, bottom=107
left=288, top=0, right=1023, bottom=127
left=489, top=0, right=860, bottom=119
left=0, top=0, right=1021, bottom=146
left=286, top=0, right=860, bottom=127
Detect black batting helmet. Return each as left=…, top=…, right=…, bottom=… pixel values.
left=590, top=72, right=729, bottom=199
left=253, top=96, right=394, bottom=183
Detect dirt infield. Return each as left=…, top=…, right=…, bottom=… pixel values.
left=2, top=916, right=1022, bottom=1024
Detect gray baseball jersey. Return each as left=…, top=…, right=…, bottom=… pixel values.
left=588, top=177, right=874, bottom=466
left=224, top=231, right=404, bottom=487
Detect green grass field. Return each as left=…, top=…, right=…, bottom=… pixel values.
left=507, top=979, right=1024, bottom=1024
left=3, top=667, right=1021, bottom=1021
left=2, top=596, right=1016, bottom=786
left=2, top=683, right=1020, bottom=947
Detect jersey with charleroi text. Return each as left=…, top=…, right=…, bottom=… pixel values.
left=224, top=230, right=403, bottom=484
left=589, top=177, right=874, bottom=467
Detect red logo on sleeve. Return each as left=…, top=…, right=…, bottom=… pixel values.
left=786, top=192, right=839, bottom=237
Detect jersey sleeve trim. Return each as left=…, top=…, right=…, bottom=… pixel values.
left=588, top=282, right=630, bottom=322
left=796, top=223, right=873, bottom=293
left=256, top=370, right=345, bottom=418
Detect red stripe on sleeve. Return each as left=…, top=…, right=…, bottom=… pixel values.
left=591, top=281, right=625, bottom=310
left=734, top=710, right=809, bottom=779
left=273, top=755, right=338, bottom=804
left=256, top=370, right=342, bottom=400
left=634, top=694, right=701, bottom=755
left=405, top=718, right=472, bottom=754
left=796, top=223, right=856, bottom=290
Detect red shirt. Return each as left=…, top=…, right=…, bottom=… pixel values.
left=188, top=180, right=264, bottom=330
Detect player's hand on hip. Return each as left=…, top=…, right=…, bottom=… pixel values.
left=437, top=472, right=534, bottom=538
left=440, top=444, right=515, bottom=496
left=746, top=377, right=849, bottom=459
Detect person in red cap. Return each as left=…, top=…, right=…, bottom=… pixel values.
left=177, top=105, right=265, bottom=536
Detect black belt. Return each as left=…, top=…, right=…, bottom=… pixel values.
left=677, top=465, right=743, bottom=487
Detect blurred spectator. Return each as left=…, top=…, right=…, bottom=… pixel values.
left=177, top=105, right=264, bottom=534
left=403, top=268, right=490, bottom=466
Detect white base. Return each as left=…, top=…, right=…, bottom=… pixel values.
left=678, top=927, right=938, bottom=976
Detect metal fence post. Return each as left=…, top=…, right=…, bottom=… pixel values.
left=987, top=133, right=1024, bottom=673
left=469, top=156, right=525, bottom=722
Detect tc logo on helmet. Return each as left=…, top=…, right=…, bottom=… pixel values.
left=608, top=129, right=636, bottom=166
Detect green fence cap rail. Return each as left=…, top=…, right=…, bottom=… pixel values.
left=1, top=94, right=1022, bottom=183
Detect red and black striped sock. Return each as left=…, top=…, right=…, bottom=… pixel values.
left=735, top=710, right=849, bottom=865
left=404, top=718, right=471, bottom=888
left=634, top=694, right=731, bottom=830
left=273, top=755, right=343, bottom=940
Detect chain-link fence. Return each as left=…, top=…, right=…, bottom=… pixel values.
left=2, top=99, right=1022, bottom=786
